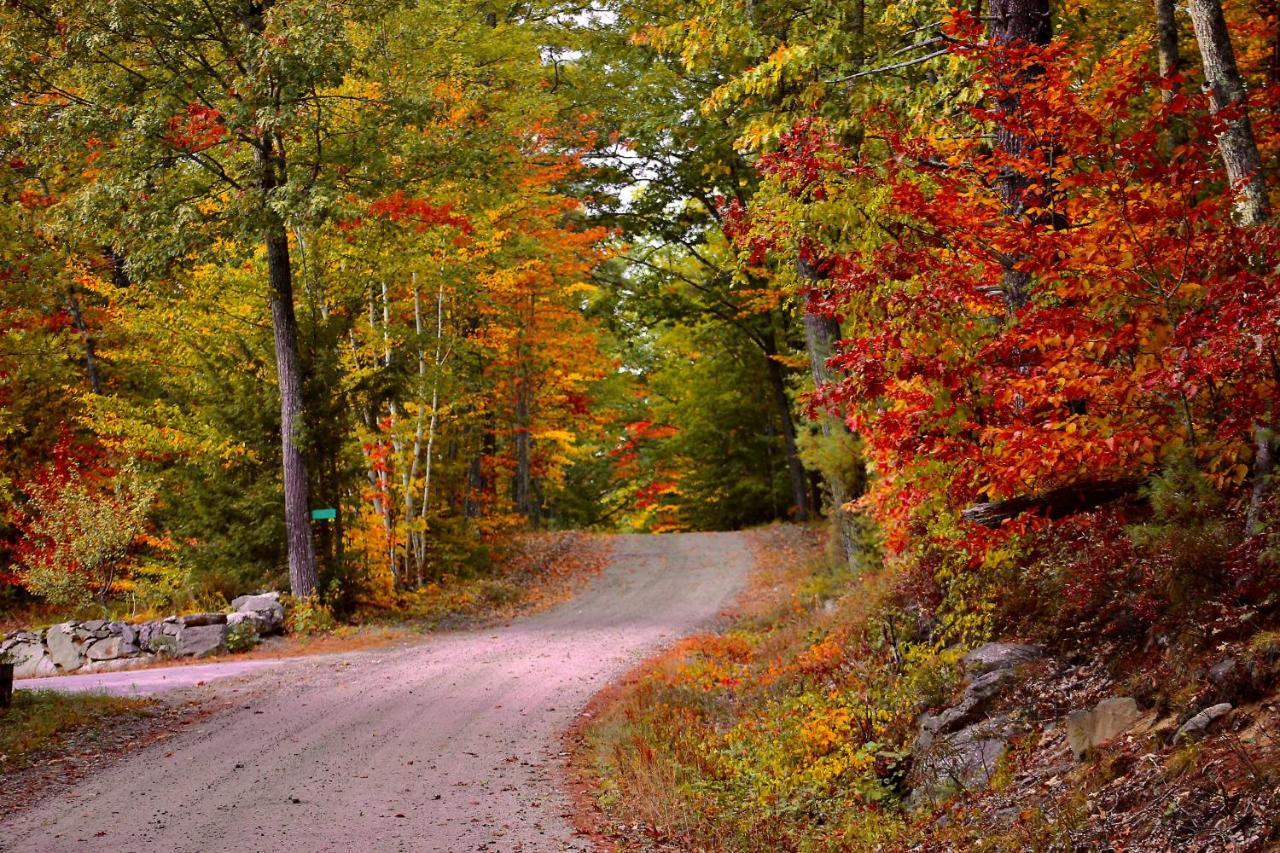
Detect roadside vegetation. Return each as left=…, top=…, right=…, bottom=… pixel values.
left=577, top=525, right=1280, bottom=850
left=0, top=690, right=152, bottom=773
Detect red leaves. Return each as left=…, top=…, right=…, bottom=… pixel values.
left=164, top=103, right=226, bottom=152
left=728, top=18, right=1280, bottom=567
left=362, top=191, right=473, bottom=236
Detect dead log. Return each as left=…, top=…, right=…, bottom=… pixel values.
left=961, top=478, right=1144, bottom=527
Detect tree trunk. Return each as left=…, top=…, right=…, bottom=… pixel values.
left=797, top=259, right=862, bottom=566
left=1188, top=0, right=1270, bottom=226
left=514, top=371, right=534, bottom=522
left=1155, top=0, right=1181, bottom=99
left=1155, top=0, right=1189, bottom=149
left=988, top=0, right=1053, bottom=313
left=67, top=287, right=103, bottom=394
left=962, top=478, right=1143, bottom=527
left=1186, top=0, right=1275, bottom=529
left=762, top=329, right=810, bottom=521
left=265, top=212, right=319, bottom=599
left=1268, top=0, right=1280, bottom=87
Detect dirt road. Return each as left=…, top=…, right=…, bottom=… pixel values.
left=0, top=532, right=752, bottom=852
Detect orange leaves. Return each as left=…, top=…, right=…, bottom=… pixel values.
left=16, top=190, right=53, bottom=209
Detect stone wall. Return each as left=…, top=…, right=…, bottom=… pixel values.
left=0, top=593, right=285, bottom=679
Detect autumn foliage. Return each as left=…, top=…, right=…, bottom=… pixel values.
left=713, top=4, right=1280, bottom=638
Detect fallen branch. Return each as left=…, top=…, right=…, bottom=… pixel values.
left=961, top=478, right=1144, bottom=527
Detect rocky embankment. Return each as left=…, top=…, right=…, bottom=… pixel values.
left=907, top=638, right=1280, bottom=848
left=1, top=594, right=284, bottom=678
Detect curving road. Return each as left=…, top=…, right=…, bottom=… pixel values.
left=0, top=532, right=752, bottom=853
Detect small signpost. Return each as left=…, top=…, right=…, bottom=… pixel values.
left=310, top=508, right=337, bottom=522
left=1, top=660, right=13, bottom=708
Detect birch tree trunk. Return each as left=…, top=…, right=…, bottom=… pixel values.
left=1187, top=0, right=1270, bottom=226
left=1186, top=0, right=1274, bottom=531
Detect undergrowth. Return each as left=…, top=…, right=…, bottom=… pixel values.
left=0, top=690, right=152, bottom=771
left=580, top=524, right=957, bottom=850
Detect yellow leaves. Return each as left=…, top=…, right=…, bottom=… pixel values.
left=533, top=428, right=576, bottom=449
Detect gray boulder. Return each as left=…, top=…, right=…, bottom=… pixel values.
left=1065, top=696, right=1139, bottom=760
left=914, top=716, right=1015, bottom=803
left=1205, top=656, right=1264, bottom=705
left=917, top=667, right=1018, bottom=750
left=176, top=623, right=227, bottom=658
left=1176, top=702, right=1232, bottom=742
left=231, top=593, right=285, bottom=635
left=0, top=631, right=38, bottom=654
left=962, top=643, right=1042, bottom=676
left=8, top=639, right=56, bottom=678
left=178, top=612, right=227, bottom=628
left=82, top=656, right=154, bottom=674
left=85, top=635, right=124, bottom=661
left=119, top=622, right=140, bottom=655
left=148, top=629, right=178, bottom=656
left=45, top=622, right=84, bottom=672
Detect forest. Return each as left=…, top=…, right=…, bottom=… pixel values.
left=2, top=0, right=1280, bottom=846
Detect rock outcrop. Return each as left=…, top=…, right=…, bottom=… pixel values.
left=912, top=642, right=1043, bottom=802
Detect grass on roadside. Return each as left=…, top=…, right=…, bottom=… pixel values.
left=0, top=690, right=153, bottom=772
left=575, top=523, right=939, bottom=850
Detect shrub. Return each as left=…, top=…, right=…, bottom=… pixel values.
left=14, top=462, right=155, bottom=608
left=224, top=621, right=259, bottom=653
left=285, top=594, right=337, bottom=635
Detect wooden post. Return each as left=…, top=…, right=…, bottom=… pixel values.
left=1, top=662, right=13, bottom=709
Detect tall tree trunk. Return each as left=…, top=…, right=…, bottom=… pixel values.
left=258, top=135, right=318, bottom=599
left=266, top=221, right=319, bottom=599
left=245, top=0, right=317, bottom=598
left=1188, top=0, right=1270, bottom=226
left=849, top=0, right=865, bottom=66
left=514, top=373, right=533, bottom=520
left=1155, top=0, right=1188, bottom=149
left=762, top=328, right=811, bottom=521
left=1268, top=0, right=1280, bottom=87
left=1187, top=0, right=1275, bottom=530
left=798, top=260, right=863, bottom=568
left=988, top=0, right=1053, bottom=313
left=1155, top=0, right=1181, bottom=98
left=419, top=281, right=445, bottom=572
left=514, top=292, right=536, bottom=524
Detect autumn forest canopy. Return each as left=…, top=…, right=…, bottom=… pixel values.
left=2, top=0, right=1280, bottom=638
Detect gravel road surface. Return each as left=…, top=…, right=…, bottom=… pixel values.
left=0, top=531, right=752, bottom=852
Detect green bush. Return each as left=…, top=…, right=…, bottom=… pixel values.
left=285, top=594, right=337, bottom=635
